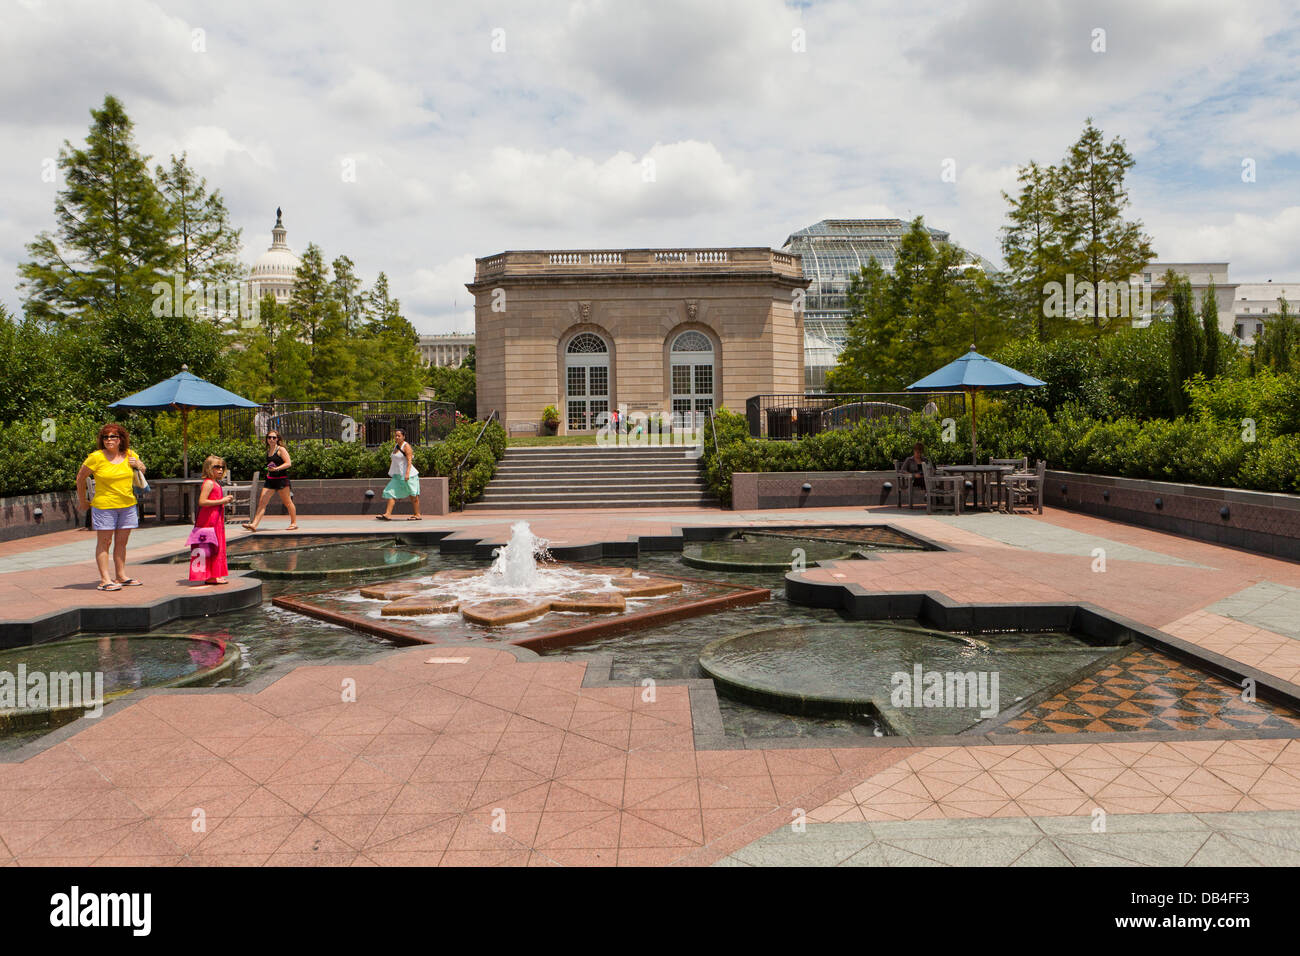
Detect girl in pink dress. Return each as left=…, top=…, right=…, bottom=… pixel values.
left=190, top=456, right=232, bottom=585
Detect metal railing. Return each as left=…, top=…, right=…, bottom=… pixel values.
left=744, top=392, right=966, bottom=439
left=452, top=410, right=499, bottom=511
left=219, top=400, right=457, bottom=447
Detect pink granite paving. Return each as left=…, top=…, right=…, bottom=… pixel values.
left=0, top=562, right=254, bottom=625
left=0, top=647, right=908, bottom=866
left=809, top=739, right=1300, bottom=823
left=6, top=503, right=1300, bottom=864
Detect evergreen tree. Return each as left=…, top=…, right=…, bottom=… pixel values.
left=1255, top=297, right=1296, bottom=375
left=156, top=153, right=243, bottom=292
left=826, top=218, right=1004, bottom=392
left=1052, top=119, right=1156, bottom=335
left=354, top=271, right=423, bottom=399
left=19, top=95, right=177, bottom=323
left=1200, top=278, right=1221, bottom=378
left=330, top=255, right=366, bottom=334
left=227, top=294, right=310, bottom=403
left=461, top=345, right=476, bottom=371
left=1166, top=272, right=1203, bottom=414
left=1001, top=160, right=1065, bottom=340
left=289, top=243, right=332, bottom=362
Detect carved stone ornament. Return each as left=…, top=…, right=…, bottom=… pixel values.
left=579, top=301, right=592, bottom=321
left=686, top=301, right=698, bottom=321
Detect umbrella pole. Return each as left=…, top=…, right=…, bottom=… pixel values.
left=182, top=407, right=189, bottom=478
left=970, top=389, right=977, bottom=465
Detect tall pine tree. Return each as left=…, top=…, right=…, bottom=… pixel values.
left=156, top=153, right=243, bottom=292
left=1166, top=272, right=1203, bottom=414
left=1201, top=278, right=1221, bottom=378
left=1055, top=119, right=1156, bottom=335
left=20, top=95, right=177, bottom=324
left=1001, top=160, right=1065, bottom=340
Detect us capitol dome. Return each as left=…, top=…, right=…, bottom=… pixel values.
left=246, top=207, right=300, bottom=304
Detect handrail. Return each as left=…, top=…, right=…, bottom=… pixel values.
left=707, top=405, right=719, bottom=458
left=452, top=410, right=499, bottom=511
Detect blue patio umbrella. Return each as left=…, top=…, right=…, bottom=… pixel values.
left=906, top=346, right=1045, bottom=464
left=109, top=365, right=259, bottom=476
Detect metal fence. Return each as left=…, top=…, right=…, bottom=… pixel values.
left=744, top=392, right=966, bottom=439
left=218, top=400, right=458, bottom=447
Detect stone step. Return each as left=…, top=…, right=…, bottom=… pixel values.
left=476, top=489, right=715, bottom=502
left=493, top=466, right=701, bottom=478
left=488, top=475, right=707, bottom=486
left=465, top=496, right=719, bottom=511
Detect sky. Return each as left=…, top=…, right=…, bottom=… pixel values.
left=2, top=0, right=1299, bottom=333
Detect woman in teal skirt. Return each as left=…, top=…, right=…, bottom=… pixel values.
left=377, top=428, right=422, bottom=520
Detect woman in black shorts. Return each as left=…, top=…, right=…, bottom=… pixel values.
left=243, top=430, right=299, bottom=531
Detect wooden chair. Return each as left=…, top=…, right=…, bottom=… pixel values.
left=922, top=461, right=963, bottom=515
left=1004, top=460, right=1046, bottom=514
left=223, top=471, right=260, bottom=524
left=893, top=460, right=922, bottom=509
left=990, top=457, right=1029, bottom=472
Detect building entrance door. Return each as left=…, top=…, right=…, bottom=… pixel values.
left=565, top=332, right=610, bottom=431
left=669, top=330, right=714, bottom=429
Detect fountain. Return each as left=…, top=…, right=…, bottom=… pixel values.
left=273, top=521, right=769, bottom=648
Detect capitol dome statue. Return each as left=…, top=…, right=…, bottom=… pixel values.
left=247, top=207, right=300, bottom=305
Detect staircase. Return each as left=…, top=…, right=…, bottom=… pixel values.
left=466, top=445, right=719, bottom=510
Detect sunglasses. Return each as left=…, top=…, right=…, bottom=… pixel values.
left=213, top=466, right=226, bottom=470
left=103, top=435, right=123, bottom=440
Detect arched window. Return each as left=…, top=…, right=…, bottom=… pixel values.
left=565, top=332, right=610, bottom=431
left=567, top=332, right=608, bottom=353
left=669, top=331, right=715, bottom=427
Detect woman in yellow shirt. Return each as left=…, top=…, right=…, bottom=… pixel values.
left=75, top=423, right=148, bottom=591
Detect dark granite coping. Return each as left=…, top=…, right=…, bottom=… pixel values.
left=0, top=573, right=263, bottom=649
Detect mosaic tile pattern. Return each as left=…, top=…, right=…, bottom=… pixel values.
left=996, top=649, right=1300, bottom=735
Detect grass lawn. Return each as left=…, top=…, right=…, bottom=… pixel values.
left=506, top=435, right=601, bottom=447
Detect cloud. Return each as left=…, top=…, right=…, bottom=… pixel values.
left=408, top=255, right=478, bottom=332
left=452, top=140, right=751, bottom=226
left=325, top=67, right=441, bottom=128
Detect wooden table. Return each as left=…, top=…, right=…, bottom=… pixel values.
left=149, top=478, right=206, bottom=523
left=936, top=464, right=1015, bottom=511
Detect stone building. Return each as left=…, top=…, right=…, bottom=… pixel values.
left=418, top=332, right=474, bottom=368
left=466, top=249, right=809, bottom=434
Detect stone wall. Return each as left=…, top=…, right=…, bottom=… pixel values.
left=732, top=471, right=897, bottom=510
left=0, top=478, right=451, bottom=541
left=0, top=491, right=83, bottom=543
left=1045, top=470, right=1300, bottom=561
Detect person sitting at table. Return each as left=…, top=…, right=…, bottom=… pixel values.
left=901, top=442, right=927, bottom=489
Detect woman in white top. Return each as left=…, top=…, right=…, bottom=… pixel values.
left=377, top=428, right=421, bottom=520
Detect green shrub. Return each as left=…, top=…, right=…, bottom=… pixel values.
left=0, top=414, right=508, bottom=504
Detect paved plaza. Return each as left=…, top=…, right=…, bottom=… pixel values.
left=2, top=505, right=1300, bottom=865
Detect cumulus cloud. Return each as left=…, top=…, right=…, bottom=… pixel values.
left=452, top=140, right=751, bottom=226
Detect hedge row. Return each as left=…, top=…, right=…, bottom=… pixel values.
left=0, top=416, right=507, bottom=509
left=701, top=406, right=1300, bottom=506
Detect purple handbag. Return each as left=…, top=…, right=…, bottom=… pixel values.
left=187, top=527, right=219, bottom=551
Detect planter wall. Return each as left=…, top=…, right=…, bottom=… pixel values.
left=251, top=477, right=450, bottom=517
left=732, top=471, right=896, bottom=510
left=1046, top=470, right=1300, bottom=562
left=0, top=491, right=83, bottom=543
left=0, top=478, right=452, bottom=542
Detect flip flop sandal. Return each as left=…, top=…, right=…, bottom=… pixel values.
left=376, top=515, right=391, bottom=521
left=97, top=583, right=122, bottom=591
left=242, top=524, right=257, bottom=532
left=406, top=516, right=423, bottom=521
left=117, top=578, right=144, bottom=587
